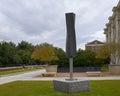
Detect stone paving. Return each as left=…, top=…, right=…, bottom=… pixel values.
left=0, top=69, right=120, bottom=85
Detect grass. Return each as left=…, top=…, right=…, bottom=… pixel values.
left=0, top=80, right=120, bottom=96
left=0, top=68, right=38, bottom=76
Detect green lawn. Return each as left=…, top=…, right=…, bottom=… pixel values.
left=0, top=68, right=38, bottom=76
left=0, top=80, right=120, bottom=96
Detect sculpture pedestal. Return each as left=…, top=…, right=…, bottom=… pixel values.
left=109, top=64, right=120, bottom=75
left=53, top=79, right=90, bottom=93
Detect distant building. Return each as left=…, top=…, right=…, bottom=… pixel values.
left=85, top=40, right=105, bottom=53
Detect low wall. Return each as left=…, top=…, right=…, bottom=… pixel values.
left=0, top=65, right=46, bottom=72
left=0, top=66, right=23, bottom=72
left=109, top=64, right=120, bottom=75
left=45, top=65, right=58, bottom=72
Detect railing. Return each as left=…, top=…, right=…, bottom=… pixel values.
left=57, top=67, right=101, bottom=72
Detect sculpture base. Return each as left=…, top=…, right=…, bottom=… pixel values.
left=53, top=79, right=90, bottom=93
left=109, top=64, right=120, bottom=75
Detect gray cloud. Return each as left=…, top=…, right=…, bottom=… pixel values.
left=0, top=0, right=119, bottom=49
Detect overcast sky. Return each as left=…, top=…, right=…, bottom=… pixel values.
left=0, top=0, right=119, bottom=50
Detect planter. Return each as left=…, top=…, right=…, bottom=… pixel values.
left=109, top=64, right=120, bottom=75
left=45, top=65, right=58, bottom=72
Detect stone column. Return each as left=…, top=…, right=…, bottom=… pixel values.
left=104, top=28, right=108, bottom=43
left=106, top=23, right=111, bottom=43
left=109, top=17, right=116, bottom=64
left=113, top=21, right=116, bottom=43
left=105, top=23, right=114, bottom=64
left=109, top=17, right=115, bottom=43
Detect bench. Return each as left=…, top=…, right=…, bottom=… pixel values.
left=86, top=71, right=102, bottom=77
left=42, top=72, right=57, bottom=77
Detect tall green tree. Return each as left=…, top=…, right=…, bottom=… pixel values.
left=17, top=41, right=34, bottom=64
left=74, top=49, right=103, bottom=67
left=0, top=41, right=19, bottom=67
left=17, top=40, right=34, bottom=51
left=54, top=47, right=68, bottom=67
left=75, top=49, right=95, bottom=66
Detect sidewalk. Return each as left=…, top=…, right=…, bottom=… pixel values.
left=0, top=69, right=45, bottom=84
left=0, top=69, right=120, bottom=85
left=22, top=76, right=120, bottom=81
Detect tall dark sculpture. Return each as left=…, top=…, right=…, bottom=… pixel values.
left=53, top=13, right=90, bottom=93
left=65, top=12, right=76, bottom=80
left=66, top=13, right=76, bottom=58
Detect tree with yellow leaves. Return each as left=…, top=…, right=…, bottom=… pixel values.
left=31, top=43, right=58, bottom=64
left=96, top=43, right=120, bottom=64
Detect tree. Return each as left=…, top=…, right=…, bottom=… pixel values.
left=0, top=41, right=19, bottom=67
left=73, top=49, right=104, bottom=67
left=54, top=47, right=68, bottom=67
left=74, top=49, right=97, bottom=66
left=17, top=40, right=34, bottom=52
left=31, top=43, right=58, bottom=64
left=96, top=43, right=120, bottom=64
left=17, top=41, right=34, bottom=64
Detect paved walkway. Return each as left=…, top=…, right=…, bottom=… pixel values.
left=0, top=69, right=46, bottom=84
left=0, top=69, right=120, bottom=85
left=24, top=76, right=120, bottom=81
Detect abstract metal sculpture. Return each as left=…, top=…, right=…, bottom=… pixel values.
left=53, top=13, right=90, bottom=93
left=65, top=13, right=76, bottom=80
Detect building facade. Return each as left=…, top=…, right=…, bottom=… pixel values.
left=85, top=40, right=104, bottom=53
left=104, top=0, right=120, bottom=74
